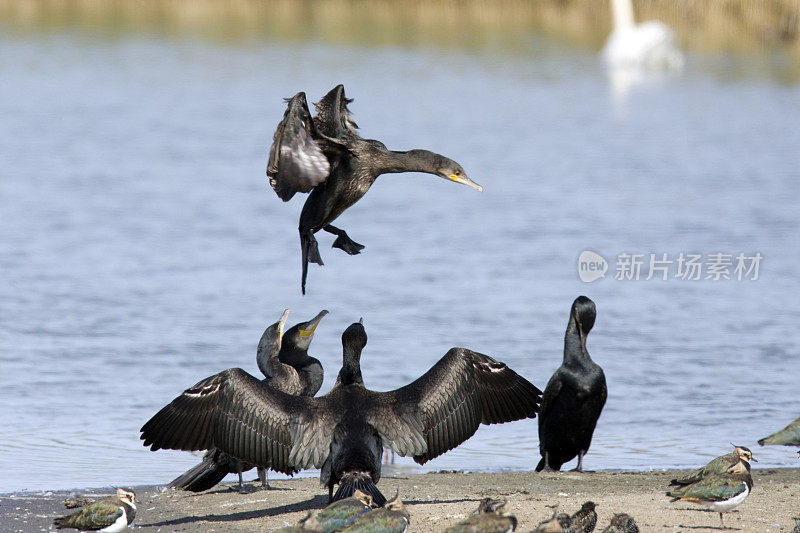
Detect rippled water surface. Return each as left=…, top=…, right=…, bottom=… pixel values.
left=1, top=29, right=799, bottom=493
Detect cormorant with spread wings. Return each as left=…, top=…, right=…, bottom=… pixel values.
left=168, top=309, right=327, bottom=493
left=266, top=85, right=483, bottom=294
left=142, top=320, right=541, bottom=506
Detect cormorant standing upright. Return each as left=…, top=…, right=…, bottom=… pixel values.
left=536, top=296, right=607, bottom=472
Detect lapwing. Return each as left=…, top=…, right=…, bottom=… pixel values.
left=669, top=445, right=755, bottom=487
left=53, top=488, right=136, bottom=532
left=444, top=498, right=518, bottom=532
left=337, top=495, right=409, bottom=532
left=537, top=296, right=607, bottom=472
left=299, top=490, right=374, bottom=531
left=666, top=461, right=753, bottom=529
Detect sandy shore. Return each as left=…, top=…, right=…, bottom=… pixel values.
left=2, top=469, right=798, bottom=532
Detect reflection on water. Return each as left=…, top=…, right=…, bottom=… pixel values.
left=1, top=17, right=799, bottom=492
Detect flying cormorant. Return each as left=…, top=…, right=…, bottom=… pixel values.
left=168, top=309, right=327, bottom=492
left=142, top=319, right=541, bottom=506
left=266, top=85, right=483, bottom=294
left=536, top=296, right=607, bottom=472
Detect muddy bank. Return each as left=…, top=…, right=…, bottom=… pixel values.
left=2, top=469, right=799, bottom=532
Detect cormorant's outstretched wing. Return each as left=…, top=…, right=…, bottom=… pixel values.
left=314, top=84, right=358, bottom=137
left=267, top=92, right=331, bottom=202
left=367, top=348, right=542, bottom=464
left=140, top=368, right=327, bottom=474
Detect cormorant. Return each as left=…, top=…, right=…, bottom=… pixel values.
left=669, top=445, right=754, bottom=487
left=168, top=309, right=327, bottom=493
left=142, top=319, right=542, bottom=507
left=53, top=489, right=136, bottom=532
left=667, top=461, right=753, bottom=529
left=266, top=85, right=483, bottom=294
left=758, top=416, right=800, bottom=450
left=536, top=296, right=607, bottom=472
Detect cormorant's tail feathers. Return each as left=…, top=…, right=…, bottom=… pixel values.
left=535, top=457, right=545, bottom=472
left=333, top=472, right=386, bottom=507
left=168, top=461, right=228, bottom=492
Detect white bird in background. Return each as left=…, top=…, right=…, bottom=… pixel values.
left=602, top=0, right=683, bottom=72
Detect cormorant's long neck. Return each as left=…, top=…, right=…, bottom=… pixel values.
left=564, top=316, right=591, bottom=366
left=279, top=347, right=311, bottom=369
left=376, top=149, right=440, bottom=176
left=256, top=335, right=282, bottom=380
left=337, top=345, right=364, bottom=386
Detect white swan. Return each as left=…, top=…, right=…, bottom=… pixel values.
left=602, top=0, right=683, bottom=71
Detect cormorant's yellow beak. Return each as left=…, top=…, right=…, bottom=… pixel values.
left=278, top=309, right=290, bottom=339
left=450, top=174, right=483, bottom=192
left=298, top=309, right=328, bottom=338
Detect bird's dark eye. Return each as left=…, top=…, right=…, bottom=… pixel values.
left=454, top=170, right=461, bottom=176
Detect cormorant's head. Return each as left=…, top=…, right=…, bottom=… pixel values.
left=116, top=488, right=136, bottom=506
left=282, top=309, right=328, bottom=352
left=342, top=319, right=368, bottom=356
left=434, top=156, right=483, bottom=192
left=571, top=296, right=596, bottom=335
left=258, top=309, right=290, bottom=358
left=733, top=445, right=756, bottom=463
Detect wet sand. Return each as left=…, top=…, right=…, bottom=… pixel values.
left=3, top=469, right=798, bottom=532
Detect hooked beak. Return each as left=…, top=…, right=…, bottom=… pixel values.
left=278, top=309, right=290, bottom=339
left=449, top=173, right=483, bottom=192
left=298, top=309, right=328, bottom=338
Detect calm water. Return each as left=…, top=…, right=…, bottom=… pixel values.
left=1, top=29, right=799, bottom=493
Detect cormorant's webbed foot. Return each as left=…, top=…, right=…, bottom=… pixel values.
left=324, top=225, right=364, bottom=255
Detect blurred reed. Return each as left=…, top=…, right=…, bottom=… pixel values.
left=0, top=0, right=798, bottom=55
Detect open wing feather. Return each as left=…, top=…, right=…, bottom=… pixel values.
left=313, top=84, right=359, bottom=137
left=367, top=348, right=542, bottom=464
left=140, top=368, right=317, bottom=475
left=267, top=92, right=330, bottom=201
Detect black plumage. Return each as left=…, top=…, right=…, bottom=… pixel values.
left=266, top=85, right=483, bottom=294
left=168, top=309, right=327, bottom=492
left=536, top=296, right=607, bottom=472
left=143, top=319, right=542, bottom=506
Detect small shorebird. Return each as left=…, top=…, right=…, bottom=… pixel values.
left=338, top=495, right=409, bottom=532
left=601, top=513, right=639, bottom=533
left=299, top=490, right=373, bottom=531
left=445, top=498, right=518, bottom=532
left=53, top=488, right=136, bottom=532
left=667, top=461, right=753, bottom=529
left=669, top=445, right=755, bottom=487
left=571, top=501, right=598, bottom=532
